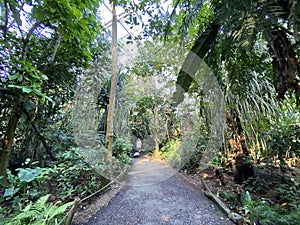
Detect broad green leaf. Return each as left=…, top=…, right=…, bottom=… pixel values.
left=3, top=186, right=20, bottom=198
left=17, top=168, right=45, bottom=183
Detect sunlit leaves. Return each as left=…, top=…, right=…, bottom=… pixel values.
left=7, top=59, right=49, bottom=98
left=1, top=0, right=101, bottom=101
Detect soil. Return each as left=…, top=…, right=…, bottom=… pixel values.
left=72, top=156, right=234, bottom=225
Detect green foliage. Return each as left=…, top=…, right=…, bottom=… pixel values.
left=17, top=168, right=45, bottom=183
left=243, top=191, right=300, bottom=225
left=113, top=136, right=133, bottom=164
left=0, top=148, right=104, bottom=212
left=1, top=166, right=51, bottom=203
left=0, top=164, right=53, bottom=222
left=4, top=194, right=72, bottom=225
left=275, top=183, right=300, bottom=203
left=161, top=138, right=180, bottom=160
left=208, top=151, right=226, bottom=169
left=160, top=124, right=209, bottom=174
left=160, top=138, right=184, bottom=169
left=181, top=129, right=209, bottom=174
left=52, top=147, right=103, bottom=200
left=0, top=0, right=103, bottom=183
left=242, top=177, right=262, bottom=194
left=1, top=0, right=100, bottom=98
left=263, top=98, right=300, bottom=161
left=8, top=59, right=50, bottom=100
left=130, top=96, right=156, bottom=139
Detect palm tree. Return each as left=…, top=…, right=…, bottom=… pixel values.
left=170, top=0, right=299, bottom=105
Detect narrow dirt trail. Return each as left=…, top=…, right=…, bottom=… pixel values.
left=77, top=156, right=234, bottom=225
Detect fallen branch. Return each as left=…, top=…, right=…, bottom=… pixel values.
left=201, top=178, right=244, bottom=225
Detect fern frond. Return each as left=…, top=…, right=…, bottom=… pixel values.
left=47, top=201, right=73, bottom=222
left=34, top=194, right=51, bottom=210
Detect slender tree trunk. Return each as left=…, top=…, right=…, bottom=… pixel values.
left=106, top=3, right=118, bottom=162
left=153, top=107, right=160, bottom=158
left=165, top=117, right=169, bottom=140
left=0, top=99, right=20, bottom=184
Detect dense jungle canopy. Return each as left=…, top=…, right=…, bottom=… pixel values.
left=0, top=0, right=299, bottom=224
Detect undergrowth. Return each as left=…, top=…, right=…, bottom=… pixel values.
left=244, top=191, right=300, bottom=225
left=0, top=147, right=106, bottom=225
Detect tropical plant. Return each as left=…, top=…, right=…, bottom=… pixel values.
left=1, top=164, right=51, bottom=205
left=263, top=97, right=300, bottom=165
left=52, top=147, right=105, bottom=200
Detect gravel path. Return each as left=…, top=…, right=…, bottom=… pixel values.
left=78, top=157, right=234, bottom=225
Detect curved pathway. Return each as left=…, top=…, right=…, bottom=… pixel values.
left=81, top=157, right=233, bottom=225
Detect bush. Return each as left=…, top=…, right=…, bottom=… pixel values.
left=243, top=191, right=300, bottom=225
left=263, top=98, right=300, bottom=162
left=0, top=162, right=52, bottom=210
left=0, top=147, right=106, bottom=220
left=112, top=136, right=133, bottom=164
left=52, top=147, right=105, bottom=200
left=181, top=131, right=209, bottom=174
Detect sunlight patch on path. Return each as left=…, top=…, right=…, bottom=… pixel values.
left=125, top=157, right=177, bottom=186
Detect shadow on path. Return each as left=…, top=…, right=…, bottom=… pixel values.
left=80, top=156, right=234, bottom=225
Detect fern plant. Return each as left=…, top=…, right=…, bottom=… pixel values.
left=5, top=194, right=72, bottom=225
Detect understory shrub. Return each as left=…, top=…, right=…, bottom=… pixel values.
left=52, top=147, right=105, bottom=200
left=262, top=98, right=300, bottom=163
left=244, top=191, right=300, bottom=225
left=161, top=138, right=180, bottom=160
left=112, top=136, right=133, bottom=164
left=0, top=147, right=105, bottom=221
left=181, top=131, right=209, bottom=174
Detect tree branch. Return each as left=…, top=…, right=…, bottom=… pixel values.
left=50, top=32, right=62, bottom=62
left=22, top=107, right=56, bottom=161
left=22, top=20, right=44, bottom=60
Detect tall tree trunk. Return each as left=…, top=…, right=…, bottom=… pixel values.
left=153, top=107, right=160, bottom=158
left=0, top=99, right=20, bottom=184
left=106, top=3, right=118, bottom=163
